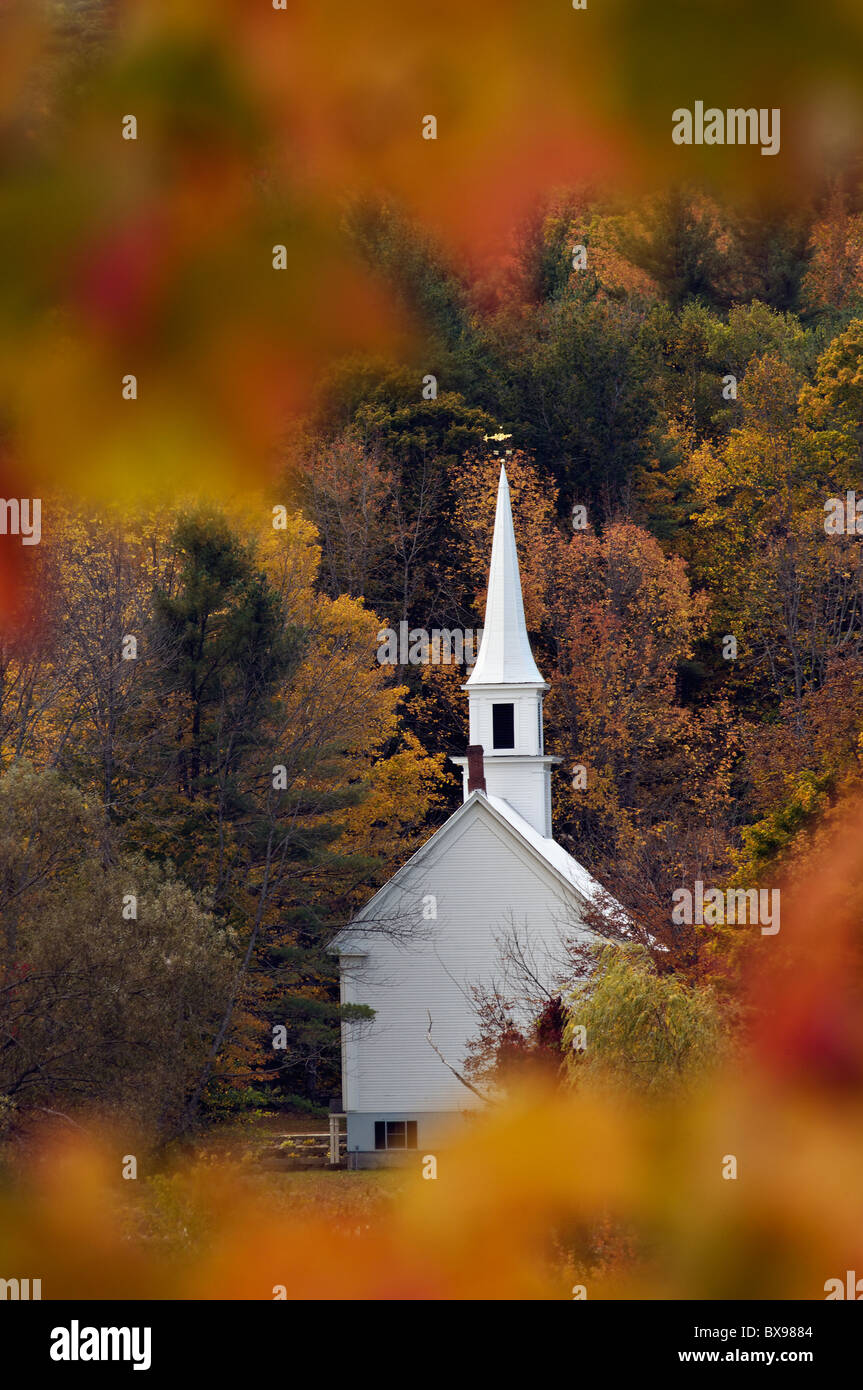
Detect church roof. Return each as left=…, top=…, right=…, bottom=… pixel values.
left=483, top=792, right=608, bottom=904
left=465, top=465, right=546, bottom=688
left=331, top=789, right=619, bottom=953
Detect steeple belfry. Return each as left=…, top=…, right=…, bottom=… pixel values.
left=452, top=465, right=559, bottom=837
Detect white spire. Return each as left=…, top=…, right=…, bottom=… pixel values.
left=466, top=465, right=545, bottom=687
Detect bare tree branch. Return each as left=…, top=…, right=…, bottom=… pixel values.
left=425, top=1010, right=492, bottom=1103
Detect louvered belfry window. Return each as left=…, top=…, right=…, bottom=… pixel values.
left=492, top=702, right=515, bottom=749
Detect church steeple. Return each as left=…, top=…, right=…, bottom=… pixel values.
left=465, top=465, right=545, bottom=688
left=452, top=464, right=559, bottom=838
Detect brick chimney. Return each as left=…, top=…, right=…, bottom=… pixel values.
left=467, top=744, right=486, bottom=794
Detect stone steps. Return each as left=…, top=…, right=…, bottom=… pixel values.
left=254, top=1131, right=347, bottom=1170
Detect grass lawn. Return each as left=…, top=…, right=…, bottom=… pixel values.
left=123, top=1118, right=406, bottom=1256
left=250, top=1167, right=405, bottom=1215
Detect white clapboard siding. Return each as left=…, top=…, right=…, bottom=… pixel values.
left=338, top=794, right=597, bottom=1115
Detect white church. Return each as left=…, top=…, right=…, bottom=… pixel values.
left=333, top=465, right=611, bottom=1164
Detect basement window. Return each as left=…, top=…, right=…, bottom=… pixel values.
left=492, top=702, right=515, bottom=749
left=374, top=1120, right=418, bottom=1150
